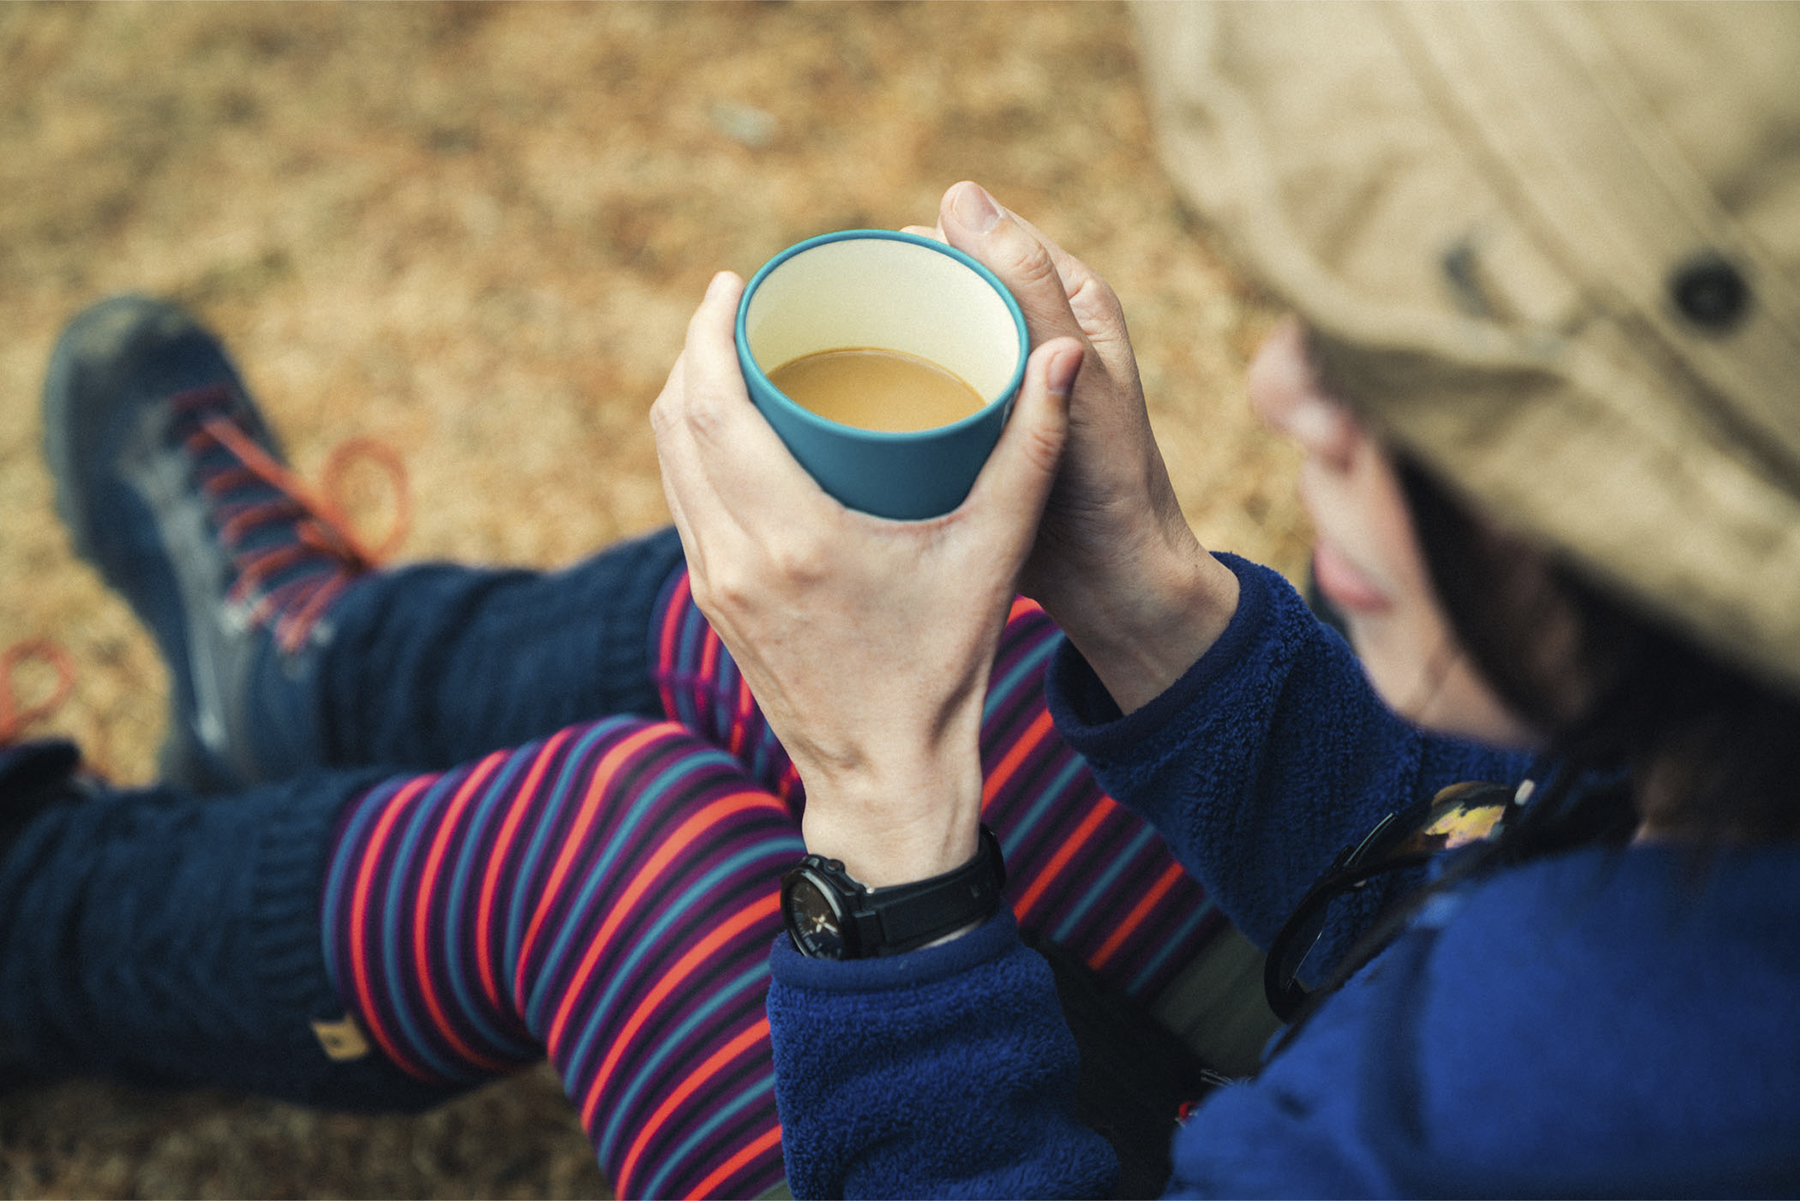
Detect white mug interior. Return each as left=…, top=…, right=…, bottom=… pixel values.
left=742, top=236, right=1022, bottom=413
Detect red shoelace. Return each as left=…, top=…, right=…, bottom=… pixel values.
left=175, top=385, right=410, bottom=653
left=2, top=422, right=409, bottom=754
left=0, top=638, right=77, bottom=748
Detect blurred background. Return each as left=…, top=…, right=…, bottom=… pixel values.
left=0, top=3, right=1307, bottom=1196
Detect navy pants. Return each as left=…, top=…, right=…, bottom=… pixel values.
left=0, top=527, right=685, bottom=1108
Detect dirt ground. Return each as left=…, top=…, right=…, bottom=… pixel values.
left=0, top=3, right=1308, bottom=1196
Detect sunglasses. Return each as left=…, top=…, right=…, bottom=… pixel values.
left=1263, top=779, right=1526, bottom=1022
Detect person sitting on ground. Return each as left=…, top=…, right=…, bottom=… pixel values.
left=2, top=271, right=1247, bottom=1196
left=647, top=2, right=1800, bottom=1195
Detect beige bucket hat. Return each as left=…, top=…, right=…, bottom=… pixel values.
left=1136, top=1, right=1800, bottom=693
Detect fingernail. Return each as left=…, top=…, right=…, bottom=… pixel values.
left=1047, top=346, right=1082, bottom=396
left=951, top=182, right=1001, bottom=234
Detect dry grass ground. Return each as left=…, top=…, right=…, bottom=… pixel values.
left=0, top=3, right=1308, bottom=1196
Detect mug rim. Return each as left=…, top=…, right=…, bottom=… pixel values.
left=735, top=228, right=1031, bottom=443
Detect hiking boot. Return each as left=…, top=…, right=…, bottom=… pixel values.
left=43, top=295, right=372, bottom=792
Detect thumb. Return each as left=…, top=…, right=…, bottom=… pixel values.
left=964, top=337, right=1082, bottom=521
left=941, top=182, right=1076, bottom=341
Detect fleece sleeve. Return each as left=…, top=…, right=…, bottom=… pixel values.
left=764, top=555, right=1532, bottom=1200
left=768, top=908, right=1116, bottom=1200
left=1047, top=555, right=1531, bottom=957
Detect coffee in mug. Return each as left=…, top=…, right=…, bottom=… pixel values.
left=735, top=229, right=1028, bottom=520
left=767, top=347, right=984, bottom=433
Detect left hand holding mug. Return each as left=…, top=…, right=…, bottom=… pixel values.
left=651, top=270, right=1084, bottom=887
left=918, top=183, right=1242, bottom=715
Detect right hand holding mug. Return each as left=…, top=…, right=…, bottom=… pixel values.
left=929, top=182, right=1240, bottom=713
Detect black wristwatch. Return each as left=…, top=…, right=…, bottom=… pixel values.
left=780, top=825, right=1006, bottom=959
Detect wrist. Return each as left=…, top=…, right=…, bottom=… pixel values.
left=1054, top=543, right=1240, bottom=715
left=799, top=757, right=984, bottom=888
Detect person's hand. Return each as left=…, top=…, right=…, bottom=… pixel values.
left=910, top=182, right=1240, bottom=713
left=651, top=270, right=1084, bottom=886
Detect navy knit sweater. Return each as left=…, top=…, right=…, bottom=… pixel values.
left=766, top=556, right=1800, bottom=1197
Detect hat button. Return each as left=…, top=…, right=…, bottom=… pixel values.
left=1670, top=253, right=1751, bottom=333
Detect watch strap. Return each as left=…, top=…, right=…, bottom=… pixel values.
left=859, top=824, right=1006, bottom=955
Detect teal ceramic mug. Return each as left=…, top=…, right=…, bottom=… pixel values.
left=735, top=230, right=1029, bottom=520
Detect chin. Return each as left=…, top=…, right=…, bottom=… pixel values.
left=1410, top=678, right=1544, bottom=751
left=1359, top=639, right=1544, bottom=751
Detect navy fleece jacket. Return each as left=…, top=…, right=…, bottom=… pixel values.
left=766, top=557, right=1800, bottom=1198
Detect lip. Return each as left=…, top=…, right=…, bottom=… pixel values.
left=1312, top=538, right=1391, bottom=615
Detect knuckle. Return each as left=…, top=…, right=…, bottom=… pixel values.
left=1022, top=418, right=1068, bottom=474
left=648, top=393, right=681, bottom=436
left=706, top=570, right=747, bottom=612
left=674, top=383, right=734, bottom=444
left=685, top=395, right=726, bottom=439
left=686, top=571, right=729, bottom=627
left=697, top=562, right=758, bottom=624
left=686, top=572, right=716, bottom=612
left=1005, top=237, right=1064, bottom=294
left=1068, top=274, right=1127, bottom=333
left=769, top=535, right=828, bottom=585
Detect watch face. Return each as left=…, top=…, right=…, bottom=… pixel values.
left=784, top=871, right=851, bottom=959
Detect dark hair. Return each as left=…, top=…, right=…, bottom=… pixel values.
left=1396, top=456, right=1800, bottom=844
left=1270, top=455, right=1800, bottom=1043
